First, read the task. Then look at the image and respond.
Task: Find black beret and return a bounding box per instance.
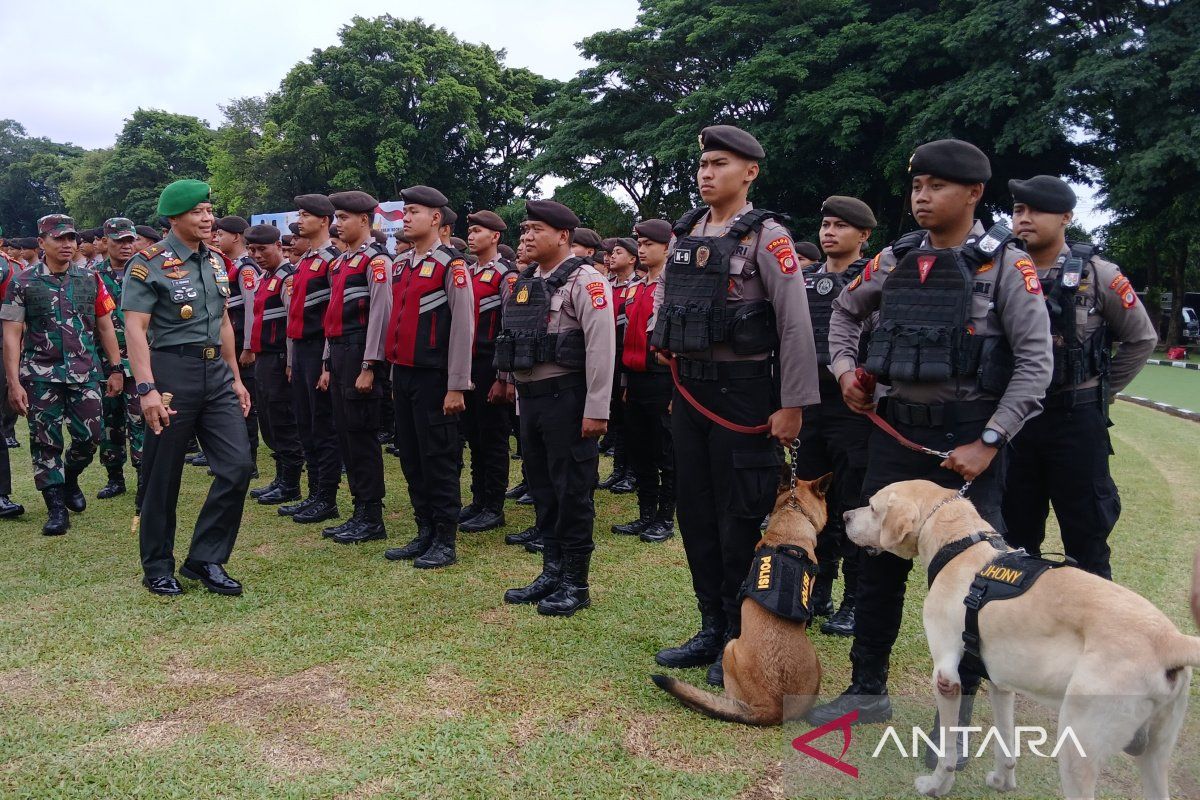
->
[17,237,38,249]
[699,124,765,160]
[467,210,507,232]
[372,230,389,246]
[294,194,335,218]
[1008,175,1077,214]
[281,234,295,246]
[634,219,672,244]
[795,241,822,261]
[611,238,638,257]
[497,244,516,260]
[328,224,340,239]
[820,196,877,229]
[214,216,250,234]
[525,200,580,231]
[909,139,991,184]
[450,236,467,250]
[288,222,301,235]
[572,227,602,248]
[245,224,281,245]
[135,225,162,242]
[440,206,458,227]
[399,185,449,209]
[79,231,96,244]
[329,190,378,214]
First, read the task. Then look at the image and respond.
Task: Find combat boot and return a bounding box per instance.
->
[292,492,339,524]
[250,474,281,499]
[322,503,363,539]
[334,500,386,544]
[597,460,626,490]
[504,525,540,546]
[806,651,893,726]
[537,551,591,616]
[810,563,837,617]
[706,619,739,687]
[0,494,24,518]
[96,465,126,499]
[41,486,70,536]
[654,603,726,668]
[384,520,435,560]
[63,466,86,513]
[611,499,655,536]
[640,499,676,543]
[256,464,301,505]
[504,541,561,604]
[821,589,856,637]
[413,522,456,568]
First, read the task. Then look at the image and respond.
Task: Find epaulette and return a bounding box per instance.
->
[138,243,165,260]
[129,263,150,282]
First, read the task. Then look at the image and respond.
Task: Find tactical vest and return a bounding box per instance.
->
[650,206,781,356]
[250,262,296,353]
[493,258,588,372]
[324,243,389,339]
[23,267,99,367]
[470,257,512,367]
[737,544,818,624]
[386,245,463,369]
[804,258,870,366]
[1042,242,1109,391]
[621,278,666,374]
[288,244,339,341]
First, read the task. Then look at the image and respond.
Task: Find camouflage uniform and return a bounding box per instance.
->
[96,255,144,469]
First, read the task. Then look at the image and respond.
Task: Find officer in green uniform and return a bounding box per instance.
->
[2,214,124,535]
[122,180,254,597]
[0,245,26,519]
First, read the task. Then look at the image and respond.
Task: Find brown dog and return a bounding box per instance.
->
[652,473,831,726]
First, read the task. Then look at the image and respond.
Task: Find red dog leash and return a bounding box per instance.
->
[854,368,952,459]
[667,356,771,435]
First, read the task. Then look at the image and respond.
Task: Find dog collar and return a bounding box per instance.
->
[926,531,1006,588]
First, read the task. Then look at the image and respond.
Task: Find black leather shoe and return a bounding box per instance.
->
[810,570,836,617]
[5,436,19,448]
[516,493,535,505]
[41,487,70,535]
[0,495,24,518]
[597,468,624,490]
[63,470,86,513]
[537,552,591,616]
[384,523,434,560]
[334,502,385,544]
[523,533,545,553]
[459,508,504,532]
[97,467,126,499]
[188,453,209,467]
[385,444,401,457]
[806,669,893,726]
[279,495,317,516]
[143,575,183,596]
[504,525,540,546]
[293,497,339,524]
[504,481,528,500]
[256,483,301,505]
[179,561,243,595]
[609,476,636,494]
[413,523,456,568]
[458,502,482,522]
[250,479,280,499]
[611,509,653,536]
[639,519,675,543]
[654,609,725,668]
[821,601,855,637]
[377,430,394,444]
[706,652,725,687]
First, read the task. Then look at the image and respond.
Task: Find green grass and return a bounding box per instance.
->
[1124,363,1200,411]
[0,401,1197,799]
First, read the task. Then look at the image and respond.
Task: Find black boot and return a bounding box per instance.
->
[278,490,318,516]
[458,502,482,522]
[96,466,126,499]
[504,525,540,546]
[459,506,505,532]
[256,464,301,505]
[41,486,70,536]
[612,500,655,536]
[640,499,676,543]
[504,541,561,604]
[811,563,837,618]
[250,476,281,499]
[504,481,528,500]
[322,503,363,539]
[597,462,626,490]
[413,521,457,568]
[537,551,591,616]
[706,620,738,687]
[63,466,86,513]
[523,531,545,553]
[384,521,435,560]
[0,494,24,518]
[821,594,856,637]
[806,652,893,726]
[334,500,386,544]
[655,603,726,668]
[292,492,339,524]
[609,473,637,494]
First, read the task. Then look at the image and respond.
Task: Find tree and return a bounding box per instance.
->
[0,120,84,235]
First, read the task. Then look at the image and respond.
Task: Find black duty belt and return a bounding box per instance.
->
[153,344,222,360]
[1043,386,1103,409]
[883,397,996,428]
[328,333,367,345]
[676,357,771,382]
[517,373,586,398]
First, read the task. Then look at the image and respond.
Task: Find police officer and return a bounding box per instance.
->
[2,214,123,535]
[134,225,161,252]
[457,209,515,534]
[439,206,458,246]
[319,190,392,544]
[214,215,262,477]
[498,200,615,616]
[95,218,146,500]
[278,195,342,524]
[794,241,821,268]
[796,196,878,638]
[380,186,475,566]
[0,245,25,518]
[243,225,305,506]
[651,125,820,686]
[1003,176,1156,579]
[603,236,640,495]
[809,140,1053,725]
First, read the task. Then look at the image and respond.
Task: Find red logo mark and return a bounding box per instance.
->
[917,256,935,284]
[792,710,858,778]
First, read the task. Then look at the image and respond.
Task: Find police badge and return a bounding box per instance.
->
[815,277,835,296]
[515,286,529,304]
[696,246,710,268]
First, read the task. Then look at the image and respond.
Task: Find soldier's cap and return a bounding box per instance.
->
[328,224,340,239]
[1009,175,1076,214]
[135,225,162,242]
[795,241,822,261]
[288,222,301,235]
[156,178,211,217]
[329,190,378,215]
[909,139,991,184]
[16,237,38,249]
[699,124,765,161]
[600,237,618,253]
[394,231,412,244]
[398,185,448,210]
[821,196,877,230]
[372,230,389,246]
[525,200,580,232]
[37,214,77,238]
[571,227,602,248]
[104,218,137,240]
[214,215,250,235]
[245,224,281,245]
[450,236,467,250]
[294,193,335,218]
[634,219,672,244]
[497,244,516,260]
[610,238,638,258]
[440,206,458,227]
[281,234,295,247]
[466,210,506,232]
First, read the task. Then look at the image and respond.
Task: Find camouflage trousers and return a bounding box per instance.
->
[99,374,144,469]
[24,380,102,491]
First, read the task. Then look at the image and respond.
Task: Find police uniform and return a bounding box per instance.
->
[217,216,262,475]
[601,238,640,494]
[1001,176,1157,579]
[0,250,25,518]
[498,200,616,616]
[810,141,1053,724]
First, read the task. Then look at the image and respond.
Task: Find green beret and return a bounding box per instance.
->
[245,224,281,245]
[909,139,991,184]
[329,190,378,214]
[157,179,211,217]
[699,124,765,160]
[795,241,822,261]
[634,219,672,244]
[467,210,506,232]
[820,196,877,229]
[572,227,603,248]
[526,200,580,232]
[399,185,449,209]
[1009,175,1076,214]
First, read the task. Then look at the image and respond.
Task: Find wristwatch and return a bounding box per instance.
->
[135,382,157,396]
[361,361,373,371]
[980,428,1006,448]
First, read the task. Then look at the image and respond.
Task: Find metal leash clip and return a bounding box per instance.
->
[957,480,973,498]
[786,438,802,508]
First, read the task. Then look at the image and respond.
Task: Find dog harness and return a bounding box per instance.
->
[738,544,818,623]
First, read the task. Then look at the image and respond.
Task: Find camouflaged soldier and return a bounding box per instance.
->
[0,246,25,519]
[2,214,124,535]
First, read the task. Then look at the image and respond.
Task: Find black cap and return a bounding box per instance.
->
[245,224,281,245]
[795,241,822,261]
[399,185,449,209]
[699,124,765,160]
[440,206,458,227]
[497,244,516,260]
[909,139,991,184]
[450,236,467,250]
[467,210,507,232]
[634,219,672,244]
[820,196,877,229]
[372,230,389,246]
[525,200,580,231]
[329,191,378,214]
[572,227,602,248]
[294,193,335,218]
[282,234,295,247]
[135,225,162,242]
[16,237,38,249]
[1008,175,1077,214]
[288,222,301,235]
[214,215,250,234]
[79,230,96,244]
[610,238,638,257]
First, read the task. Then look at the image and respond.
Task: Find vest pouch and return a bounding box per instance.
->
[680,305,711,352]
[553,329,586,369]
[493,332,515,371]
[727,301,778,355]
[916,327,954,383]
[863,323,894,380]
[888,327,921,383]
[511,333,537,371]
[976,336,1013,396]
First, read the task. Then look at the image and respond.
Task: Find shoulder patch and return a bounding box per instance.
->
[1013,257,1041,295]
[452,267,468,288]
[847,274,863,291]
[765,237,790,253]
[130,264,149,281]
[371,260,389,284]
[240,267,257,289]
[1108,273,1137,309]
[505,272,519,287]
[774,247,798,274]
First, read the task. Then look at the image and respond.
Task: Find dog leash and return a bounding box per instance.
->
[667,355,771,435]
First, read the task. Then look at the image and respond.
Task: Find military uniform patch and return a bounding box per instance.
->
[452,268,468,288]
[765,237,789,253]
[815,276,835,296]
[847,274,863,291]
[1014,258,1041,295]
[586,280,607,309]
[481,269,494,282]
[129,265,149,281]
[371,256,389,284]
[775,248,798,274]
[418,261,436,278]
[1109,274,1137,309]
[241,268,256,289]
[139,244,164,259]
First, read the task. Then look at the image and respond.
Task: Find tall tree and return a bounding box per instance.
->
[0,120,83,235]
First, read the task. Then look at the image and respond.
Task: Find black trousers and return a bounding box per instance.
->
[328,339,384,504]
[608,366,626,461]
[518,376,597,556]
[253,351,304,471]
[624,371,674,511]
[672,371,782,624]
[290,338,341,495]
[1002,401,1119,579]
[378,367,395,439]
[139,351,253,578]
[793,383,870,591]
[393,365,462,527]
[235,358,258,460]
[851,401,1006,667]
[461,363,510,512]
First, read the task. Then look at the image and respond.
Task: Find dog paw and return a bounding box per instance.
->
[985,769,1016,792]
[915,773,953,797]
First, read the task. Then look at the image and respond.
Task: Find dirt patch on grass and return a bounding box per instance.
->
[0,668,36,702]
[333,776,396,800]
[478,606,512,626]
[620,712,736,773]
[251,542,276,557]
[259,733,331,774]
[736,760,785,800]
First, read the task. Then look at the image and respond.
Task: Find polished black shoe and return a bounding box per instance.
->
[256,483,301,505]
[0,494,24,518]
[639,518,675,543]
[278,494,317,516]
[334,502,385,544]
[413,523,456,568]
[322,507,363,539]
[250,478,281,499]
[41,487,70,536]
[806,669,893,726]
[537,552,591,616]
[63,470,86,513]
[504,481,528,500]
[504,525,541,546]
[810,571,836,617]
[820,601,855,637]
[707,651,725,687]
[516,492,535,505]
[609,475,636,494]
[458,502,482,522]
[611,508,653,536]
[654,608,726,668]
[250,467,259,480]
[384,524,434,560]
[97,467,126,499]
[293,497,339,524]
[597,468,625,490]
[5,436,20,448]
[459,508,504,532]
[188,453,209,467]
[179,561,243,596]
[504,546,561,604]
[142,574,183,596]
[523,533,545,553]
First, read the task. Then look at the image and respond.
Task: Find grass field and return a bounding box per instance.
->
[0,401,1198,799]
[1125,362,1200,411]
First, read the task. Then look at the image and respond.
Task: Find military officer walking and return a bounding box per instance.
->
[122,180,254,596]
[1003,176,1157,578]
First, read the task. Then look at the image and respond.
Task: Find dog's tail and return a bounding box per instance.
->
[650,674,776,726]
[1162,634,1200,674]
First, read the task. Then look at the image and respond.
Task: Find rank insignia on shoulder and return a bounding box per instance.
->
[847,274,863,291]
[130,265,149,281]
[139,244,165,259]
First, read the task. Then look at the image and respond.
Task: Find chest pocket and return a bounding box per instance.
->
[169,279,199,304]
[25,284,54,320]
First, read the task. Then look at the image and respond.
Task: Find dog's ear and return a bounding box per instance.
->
[879,493,920,553]
[812,472,833,498]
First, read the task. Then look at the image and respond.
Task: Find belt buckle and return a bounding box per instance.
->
[203,346,217,360]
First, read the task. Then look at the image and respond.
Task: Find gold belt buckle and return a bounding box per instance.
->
[203,346,217,360]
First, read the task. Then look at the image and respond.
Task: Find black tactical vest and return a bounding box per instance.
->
[804,258,869,366]
[493,257,587,371]
[737,544,818,624]
[1042,242,1109,390]
[650,206,781,356]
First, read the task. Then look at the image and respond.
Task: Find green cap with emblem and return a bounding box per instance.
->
[156,179,211,217]
[37,214,77,238]
[103,217,137,240]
